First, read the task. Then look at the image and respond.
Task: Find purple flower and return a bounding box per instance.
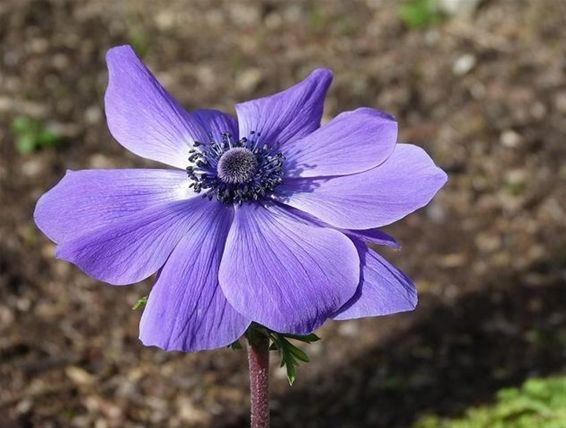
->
[34,45,447,352]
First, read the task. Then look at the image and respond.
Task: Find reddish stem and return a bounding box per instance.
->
[247,332,270,428]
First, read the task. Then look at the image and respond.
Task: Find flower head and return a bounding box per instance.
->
[34,45,447,352]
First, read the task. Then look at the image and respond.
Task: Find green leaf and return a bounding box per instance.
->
[228,340,243,350]
[37,130,60,147]
[288,344,310,363]
[16,135,36,154]
[11,116,64,154]
[282,333,321,343]
[415,376,566,428]
[285,360,297,385]
[399,0,442,30]
[132,296,148,310]
[268,332,318,385]
[243,324,321,386]
[12,116,34,133]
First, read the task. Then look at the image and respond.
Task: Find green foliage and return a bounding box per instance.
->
[416,376,566,428]
[126,14,152,59]
[399,0,443,29]
[268,331,320,386]
[243,324,320,385]
[228,340,243,350]
[132,295,148,310]
[128,27,151,58]
[11,116,64,154]
[306,0,326,35]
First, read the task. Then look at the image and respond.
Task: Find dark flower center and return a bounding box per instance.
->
[217,147,258,184]
[186,131,285,204]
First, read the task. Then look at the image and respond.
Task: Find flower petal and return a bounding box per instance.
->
[56,197,219,286]
[333,241,417,320]
[235,69,332,146]
[139,203,249,352]
[219,203,359,334]
[105,45,210,168]
[191,108,239,143]
[266,203,400,249]
[34,169,192,244]
[284,108,398,178]
[346,228,400,249]
[276,144,447,229]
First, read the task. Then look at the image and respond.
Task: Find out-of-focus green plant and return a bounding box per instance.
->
[126,14,152,58]
[306,0,326,35]
[11,116,64,154]
[399,0,443,29]
[128,26,151,58]
[132,295,148,310]
[416,376,566,428]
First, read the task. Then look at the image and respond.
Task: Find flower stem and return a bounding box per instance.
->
[247,330,270,428]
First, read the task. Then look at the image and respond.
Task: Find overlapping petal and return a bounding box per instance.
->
[34,169,192,244]
[56,197,219,286]
[219,203,359,334]
[139,202,249,352]
[345,228,400,249]
[266,203,400,249]
[276,144,448,230]
[105,45,234,169]
[191,109,239,144]
[284,108,398,178]
[235,69,332,146]
[333,241,417,320]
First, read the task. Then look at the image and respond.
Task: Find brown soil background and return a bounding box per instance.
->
[1,0,565,427]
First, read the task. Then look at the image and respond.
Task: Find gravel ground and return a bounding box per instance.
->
[1,0,565,427]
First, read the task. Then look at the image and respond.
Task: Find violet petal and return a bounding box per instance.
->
[219,203,359,334]
[276,144,448,229]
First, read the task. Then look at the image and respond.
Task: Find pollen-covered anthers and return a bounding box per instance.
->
[186,131,285,204]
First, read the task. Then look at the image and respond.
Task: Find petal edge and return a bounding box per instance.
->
[219,203,359,334]
[235,68,333,146]
[333,241,417,320]
[140,204,250,352]
[284,108,398,178]
[276,144,448,229]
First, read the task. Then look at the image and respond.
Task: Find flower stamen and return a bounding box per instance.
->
[186,131,285,204]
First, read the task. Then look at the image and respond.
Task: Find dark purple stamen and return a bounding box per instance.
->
[186,131,285,204]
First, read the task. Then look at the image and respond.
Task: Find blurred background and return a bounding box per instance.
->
[1,0,565,427]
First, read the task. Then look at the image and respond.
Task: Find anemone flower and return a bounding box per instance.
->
[34,45,447,354]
